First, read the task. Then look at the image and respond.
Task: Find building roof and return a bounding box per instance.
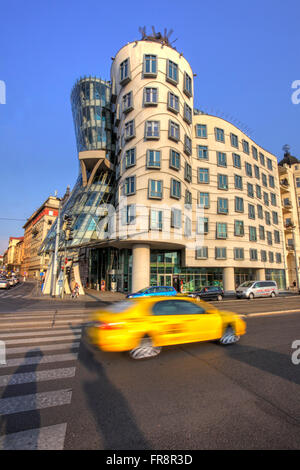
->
[278,150,300,167]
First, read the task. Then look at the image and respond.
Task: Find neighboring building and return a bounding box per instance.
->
[6,237,24,272]
[278,146,300,288]
[22,196,60,278]
[0,255,4,270]
[40,30,287,293]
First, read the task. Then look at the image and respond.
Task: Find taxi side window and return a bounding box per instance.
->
[152,300,206,316]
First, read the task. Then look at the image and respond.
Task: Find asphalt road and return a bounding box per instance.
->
[0,288,300,449]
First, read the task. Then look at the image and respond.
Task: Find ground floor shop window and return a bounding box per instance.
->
[265,269,286,289]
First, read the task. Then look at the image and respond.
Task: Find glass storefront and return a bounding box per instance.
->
[234,268,256,288]
[265,269,286,289]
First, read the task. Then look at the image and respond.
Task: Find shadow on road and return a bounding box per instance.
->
[68,324,150,450]
[0,349,43,450]
[224,343,299,385]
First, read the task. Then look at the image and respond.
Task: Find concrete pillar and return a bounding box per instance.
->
[256,268,265,281]
[132,244,150,293]
[223,267,235,293]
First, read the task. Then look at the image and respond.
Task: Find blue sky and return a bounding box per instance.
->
[0,0,300,253]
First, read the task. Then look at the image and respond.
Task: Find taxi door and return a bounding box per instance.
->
[149,299,195,346]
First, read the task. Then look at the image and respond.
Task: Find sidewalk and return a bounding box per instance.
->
[29,284,126,303]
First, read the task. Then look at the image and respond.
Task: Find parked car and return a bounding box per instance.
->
[126,286,177,298]
[236,280,278,299]
[0,279,10,290]
[86,296,246,359]
[7,278,16,287]
[189,286,224,302]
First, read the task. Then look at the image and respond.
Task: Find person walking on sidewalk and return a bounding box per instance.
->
[71,282,80,299]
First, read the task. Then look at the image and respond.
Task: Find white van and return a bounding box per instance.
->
[236,280,278,299]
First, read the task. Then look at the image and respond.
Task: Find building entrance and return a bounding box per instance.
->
[158,274,172,286]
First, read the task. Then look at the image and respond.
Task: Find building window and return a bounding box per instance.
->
[271,193,277,206]
[232,153,241,168]
[196,124,207,138]
[267,158,273,171]
[124,176,135,195]
[274,230,280,243]
[261,250,267,262]
[252,146,258,160]
[184,72,192,97]
[268,251,274,263]
[265,211,271,225]
[143,54,157,77]
[150,209,163,231]
[234,174,243,190]
[247,183,254,198]
[256,184,262,199]
[272,211,278,225]
[169,149,181,170]
[198,145,208,160]
[276,253,282,263]
[257,204,263,219]
[269,175,275,188]
[170,178,181,199]
[198,192,209,208]
[145,120,160,139]
[267,231,272,245]
[250,249,258,261]
[184,134,192,155]
[217,198,228,214]
[296,177,300,188]
[234,220,244,236]
[235,196,244,213]
[120,58,130,85]
[198,168,209,184]
[259,225,265,240]
[185,189,192,205]
[248,204,255,219]
[185,216,192,237]
[242,140,249,154]
[245,162,252,177]
[197,217,209,234]
[122,91,133,113]
[184,163,192,182]
[124,120,135,140]
[249,226,257,241]
[168,92,179,113]
[260,153,265,166]
[146,150,161,169]
[148,179,163,199]
[218,174,228,190]
[196,247,208,259]
[122,204,136,225]
[215,127,225,142]
[144,87,158,106]
[125,148,136,168]
[230,133,239,148]
[263,192,269,206]
[168,120,180,142]
[171,208,181,228]
[215,247,227,260]
[216,222,227,239]
[184,103,192,124]
[254,165,260,179]
[166,60,178,84]
[217,152,227,167]
[234,248,244,260]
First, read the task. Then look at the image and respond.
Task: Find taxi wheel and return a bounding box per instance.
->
[129,336,161,360]
[219,326,240,345]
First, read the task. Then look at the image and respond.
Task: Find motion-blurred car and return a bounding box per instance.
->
[86,296,246,360]
[126,286,177,298]
[189,286,224,302]
[0,279,10,290]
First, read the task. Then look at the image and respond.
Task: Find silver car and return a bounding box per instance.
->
[0,279,10,290]
[236,280,278,299]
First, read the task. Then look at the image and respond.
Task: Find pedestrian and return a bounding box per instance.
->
[71,282,79,299]
[293,280,297,288]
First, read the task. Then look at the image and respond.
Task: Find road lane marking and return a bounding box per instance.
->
[1,335,81,345]
[0,328,82,338]
[5,342,80,355]
[247,309,300,317]
[0,389,72,415]
[0,353,78,368]
[0,423,67,450]
[0,367,76,387]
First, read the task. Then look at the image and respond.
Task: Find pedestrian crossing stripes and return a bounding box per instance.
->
[0,319,82,450]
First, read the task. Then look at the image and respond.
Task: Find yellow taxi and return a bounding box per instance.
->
[86,296,246,359]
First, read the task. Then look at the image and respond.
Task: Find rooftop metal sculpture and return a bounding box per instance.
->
[138,26,177,47]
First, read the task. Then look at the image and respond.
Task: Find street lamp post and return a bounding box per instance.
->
[51,199,61,297]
